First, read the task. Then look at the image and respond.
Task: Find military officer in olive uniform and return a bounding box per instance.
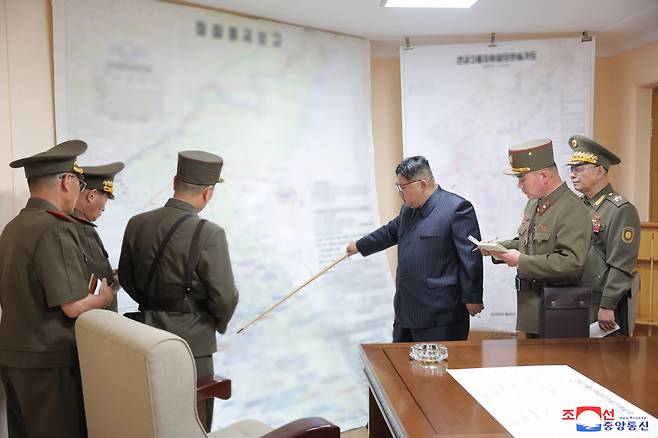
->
[0,140,115,438]
[567,135,640,335]
[72,162,125,311]
[485,139,592,337]
[118,150,238,431]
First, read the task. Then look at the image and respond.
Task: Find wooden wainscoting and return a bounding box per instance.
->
[637,223,658,324]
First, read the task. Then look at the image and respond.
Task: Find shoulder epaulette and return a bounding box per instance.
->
[46,210,78,224]
[606,192,630,208]
[71,214,97,227]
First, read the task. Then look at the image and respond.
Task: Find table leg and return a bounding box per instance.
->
[369,388,393,438]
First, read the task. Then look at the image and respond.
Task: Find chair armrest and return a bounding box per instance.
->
[197,374,231,401]
[261,417,339,438]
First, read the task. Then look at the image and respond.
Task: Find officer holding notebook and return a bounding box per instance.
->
[118,150,238,430]
[487,139,591,338]
[567,135,640,335]
[0,140,115,438]
[72,162,125,311]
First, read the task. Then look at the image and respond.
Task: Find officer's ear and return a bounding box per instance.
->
[202,184,214,202]
[538,169,551,183]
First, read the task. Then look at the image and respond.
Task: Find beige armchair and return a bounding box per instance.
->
[75,309,339,438]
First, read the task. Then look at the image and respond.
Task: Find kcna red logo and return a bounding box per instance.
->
[562,406,650,433]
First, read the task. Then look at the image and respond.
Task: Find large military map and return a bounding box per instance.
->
[401,39,595,332]
[53,0,394,430]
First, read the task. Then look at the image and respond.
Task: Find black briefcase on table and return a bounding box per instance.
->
[540,286,592,338]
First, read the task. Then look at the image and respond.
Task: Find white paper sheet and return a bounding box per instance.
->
[448,365,657,437]
[590,321,621,338]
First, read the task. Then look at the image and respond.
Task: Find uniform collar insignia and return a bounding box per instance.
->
[537,199,552,215]
[71,211,97,227]
[537,183,567,216]
[46,210,78,223]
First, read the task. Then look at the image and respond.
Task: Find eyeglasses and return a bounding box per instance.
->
[394,179,423,193]
[568,164,598,175]
[60,173,87,191]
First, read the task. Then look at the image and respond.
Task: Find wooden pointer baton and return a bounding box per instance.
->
[236,253,349,334]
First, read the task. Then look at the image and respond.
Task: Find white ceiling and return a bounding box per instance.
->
[187,0,658,57]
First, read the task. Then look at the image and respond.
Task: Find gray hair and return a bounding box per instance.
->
[27,173,62,191]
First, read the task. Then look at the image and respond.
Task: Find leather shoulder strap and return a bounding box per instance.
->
[143,214,193,305]
[592,233,607,261]
[184,219,207,298]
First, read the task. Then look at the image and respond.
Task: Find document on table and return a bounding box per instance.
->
[447,365,657,437]
[589,321,620,338]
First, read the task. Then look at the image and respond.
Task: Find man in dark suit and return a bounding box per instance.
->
[346,156,483,342]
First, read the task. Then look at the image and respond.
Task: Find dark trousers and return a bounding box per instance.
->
[0,364,87,438]
[615,297,630,336]
[195,355,214,431]
[393,308,470,342]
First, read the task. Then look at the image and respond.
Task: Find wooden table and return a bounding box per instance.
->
[361,337,658,437]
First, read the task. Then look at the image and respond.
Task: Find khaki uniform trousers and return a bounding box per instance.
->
[0,364,87,438]
[195,355,214,431]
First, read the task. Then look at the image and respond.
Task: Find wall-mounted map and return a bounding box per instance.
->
[53,0,394,430]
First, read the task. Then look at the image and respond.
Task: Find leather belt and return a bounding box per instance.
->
[515,276,579,293]
[141,298,207,313]
[515,276,544,292]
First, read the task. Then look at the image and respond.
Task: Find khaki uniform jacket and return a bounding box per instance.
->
[501,183,591,334]
[118,198,238,357]
[0,198,87,368]
[581,184,640,319]
[72,209,117,311]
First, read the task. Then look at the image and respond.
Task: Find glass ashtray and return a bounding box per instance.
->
[409,343,448,364]
[410,360,448,377]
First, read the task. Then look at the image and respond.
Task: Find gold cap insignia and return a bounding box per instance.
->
[621,227,634,244]
[73,160,84,174]
[102,180,114,194]
[569,151,598,165]
[570,138,578,149]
